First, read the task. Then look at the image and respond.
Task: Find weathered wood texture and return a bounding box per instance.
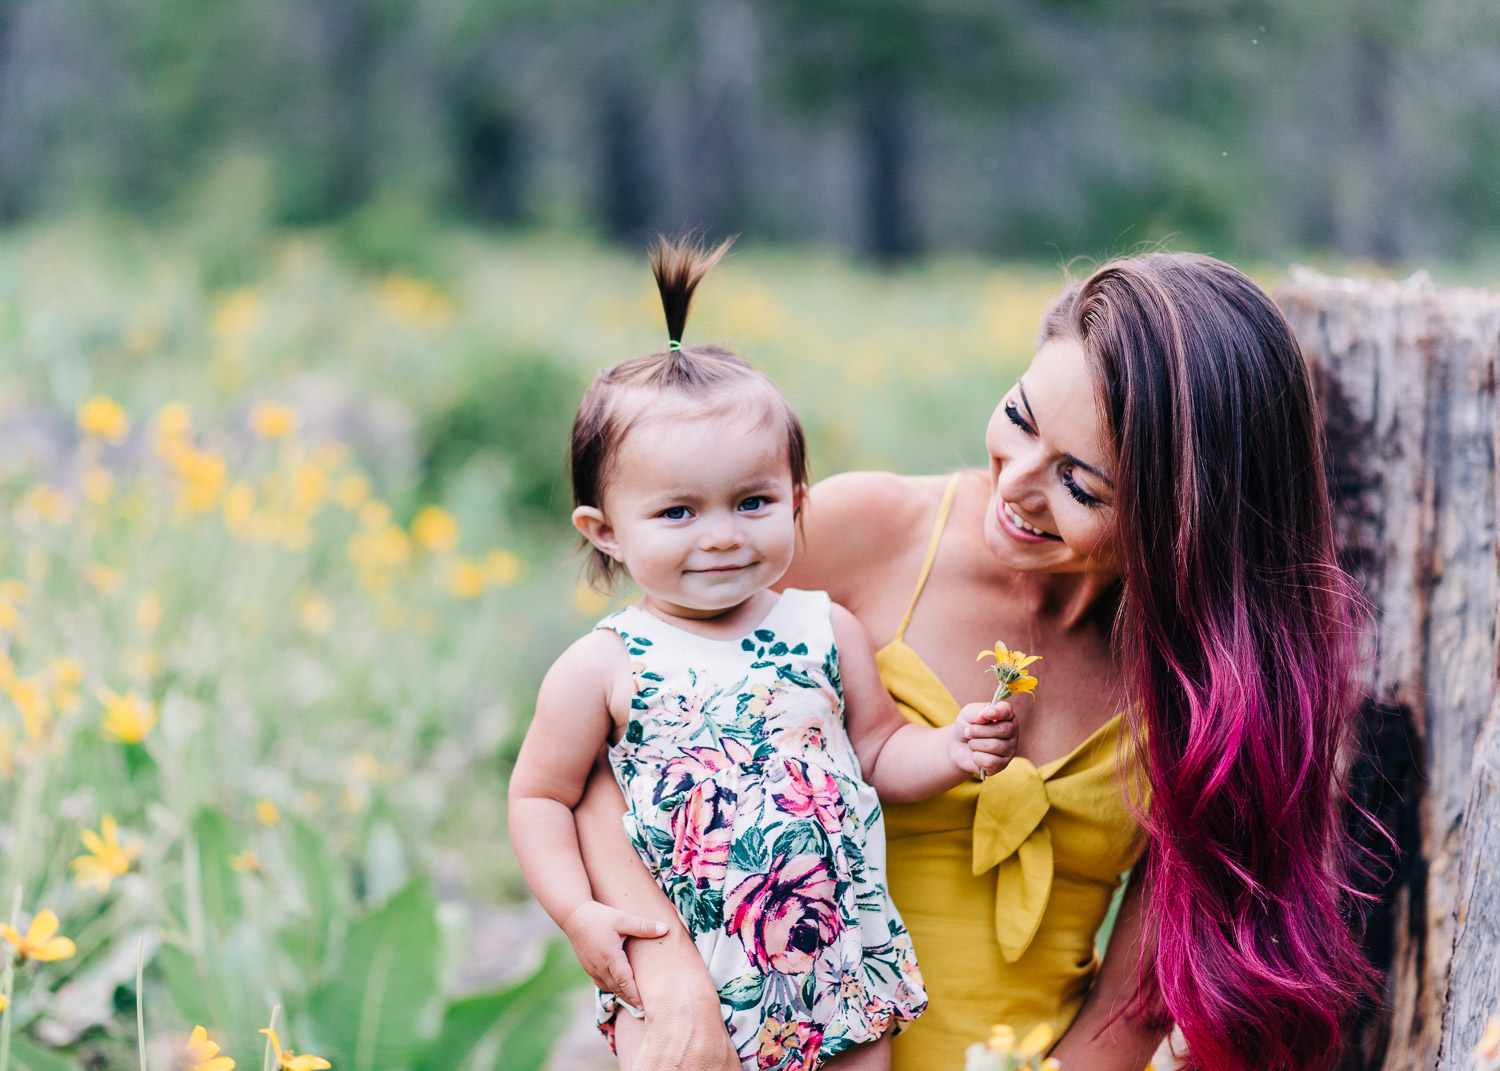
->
[1277,272,1500,1071]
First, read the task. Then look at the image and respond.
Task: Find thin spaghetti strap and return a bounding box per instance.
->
[892,472,963,643]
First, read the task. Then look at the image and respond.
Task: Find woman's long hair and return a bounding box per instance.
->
[1043,253,1372,1071]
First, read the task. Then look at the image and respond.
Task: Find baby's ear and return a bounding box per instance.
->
[572,506,622,561]
[792,482,810,518]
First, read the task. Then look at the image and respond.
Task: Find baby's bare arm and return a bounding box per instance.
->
[508,632,667,1006]
[833,604,1016,801]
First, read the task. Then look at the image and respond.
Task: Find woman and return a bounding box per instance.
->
[575,252,1371,1071]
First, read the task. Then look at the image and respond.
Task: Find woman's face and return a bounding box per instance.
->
[983,337,1119,575]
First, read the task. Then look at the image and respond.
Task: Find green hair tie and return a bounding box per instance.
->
[668,339,682,352]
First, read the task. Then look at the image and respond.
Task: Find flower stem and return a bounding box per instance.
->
[135,939,146,1071]
[0,887,21,1071]
[263,1004,280,1071]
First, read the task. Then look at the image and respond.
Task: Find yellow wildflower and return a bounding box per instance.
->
[358,499,391,530]
[337,473,371,509]
[255,798,280,826]
[228,850,261,873]
[0,600,20,633]
[1017,1023,1054,1060]
[223,482,255,534]
[70,815,140,893]
[411,506,460,552]
[211,289,261,342]
[0,993,7,1011]
[1042,1060,1062,1071]
[572,584,611,617]
[250,402,300,440]
[295,591,334,635]
[183,1025,235,1071]
[7,678,50,742]
[986,1025,1015,1055]
[154,402,192,443]
[137,591,162,635]
[0,909,76,962]
[483,548,522,586]
[290,463,329,518]
[50,656,84,688]
[85,562,122,596]
[447,557,485,599]
[82,465,113,504]
[16,485,71,525]
[978,641,1041,699]
[0,579,28,605]
[378,274,453,328]
[259,1028,330,1071]
[99,687,158,743]
[77,396,130,443]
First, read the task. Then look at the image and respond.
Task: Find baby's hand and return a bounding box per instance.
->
[561,900,669,1011]
[949,701,1017,778]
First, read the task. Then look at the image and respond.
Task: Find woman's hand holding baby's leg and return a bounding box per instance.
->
[951,700,1018,778]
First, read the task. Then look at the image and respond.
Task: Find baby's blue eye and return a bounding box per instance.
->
[739,496,769,512]
[660,506,690,520]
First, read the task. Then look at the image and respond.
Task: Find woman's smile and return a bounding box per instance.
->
[998,497,1061,541]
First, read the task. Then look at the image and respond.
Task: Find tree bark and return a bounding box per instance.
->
[1276,272,1500,1071]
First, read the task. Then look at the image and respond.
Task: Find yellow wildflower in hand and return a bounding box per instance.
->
[0,909,77,963]
[259,1028,331,1071]
[77,396,130,443]
[411,506,460,552]
[978,641,1041,701]
[250,402,300,440]
[184,1025,235,1071]
[71,815,141,893]
[99,687,158,743]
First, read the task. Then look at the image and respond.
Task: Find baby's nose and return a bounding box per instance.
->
[699,520,745,549]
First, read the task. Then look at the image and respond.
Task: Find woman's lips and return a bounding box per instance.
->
[998,497,1061,542]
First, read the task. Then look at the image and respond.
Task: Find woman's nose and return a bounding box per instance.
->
[995,444,1049,509]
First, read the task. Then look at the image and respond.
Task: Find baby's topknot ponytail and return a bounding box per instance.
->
[649,234,734,351]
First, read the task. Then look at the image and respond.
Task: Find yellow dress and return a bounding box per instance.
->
[878,475,1144,1071]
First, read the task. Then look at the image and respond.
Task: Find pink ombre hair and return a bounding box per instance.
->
[1044,254,1373,1071]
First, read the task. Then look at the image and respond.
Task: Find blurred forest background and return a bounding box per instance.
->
[2,0,1499,266]
[0,2,1497,1069]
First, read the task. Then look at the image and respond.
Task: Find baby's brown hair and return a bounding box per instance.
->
[569,235,809,589]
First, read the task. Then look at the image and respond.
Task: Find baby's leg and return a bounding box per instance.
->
[614,1011,646,1071]
[821,1032,891,1071]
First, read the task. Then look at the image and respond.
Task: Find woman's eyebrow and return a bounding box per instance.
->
[1017,381,1115,489]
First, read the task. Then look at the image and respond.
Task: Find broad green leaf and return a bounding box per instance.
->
[412,939,584,1071]
[7,1036,80,1071]
[308,878,440,1071]
[192,808,242,937]
[280,816,345,975]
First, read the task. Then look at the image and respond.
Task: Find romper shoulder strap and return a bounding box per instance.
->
[892,472,962,643]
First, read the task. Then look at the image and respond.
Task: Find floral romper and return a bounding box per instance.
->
[596,589,928,1071]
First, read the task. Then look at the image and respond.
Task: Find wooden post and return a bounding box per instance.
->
[1276,272,1500,1071]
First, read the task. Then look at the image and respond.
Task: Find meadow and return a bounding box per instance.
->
[0,214,1088,1071]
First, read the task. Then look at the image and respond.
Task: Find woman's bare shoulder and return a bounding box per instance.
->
[785,471,966,592]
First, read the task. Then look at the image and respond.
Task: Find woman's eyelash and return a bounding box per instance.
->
[1003,401,1033,434]
[1062,470,1103,509]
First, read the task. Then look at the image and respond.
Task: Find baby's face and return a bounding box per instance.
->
[585,408,799,620]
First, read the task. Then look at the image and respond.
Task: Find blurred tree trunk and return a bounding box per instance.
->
[858,74,916,265]
[683,0,757,237]
[320,0,376,212]
[596,74,652,244]
[1277,273,1500,1071]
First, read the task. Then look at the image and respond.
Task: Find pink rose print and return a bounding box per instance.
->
[771,759,845,833]
[671,778,733,886]
[755,1016,823,1071]
[654,739,752,804]
[726,853,842,975]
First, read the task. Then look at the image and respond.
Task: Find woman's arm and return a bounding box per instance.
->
[574,759,741,1070]
[1047,872,1164,1071]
